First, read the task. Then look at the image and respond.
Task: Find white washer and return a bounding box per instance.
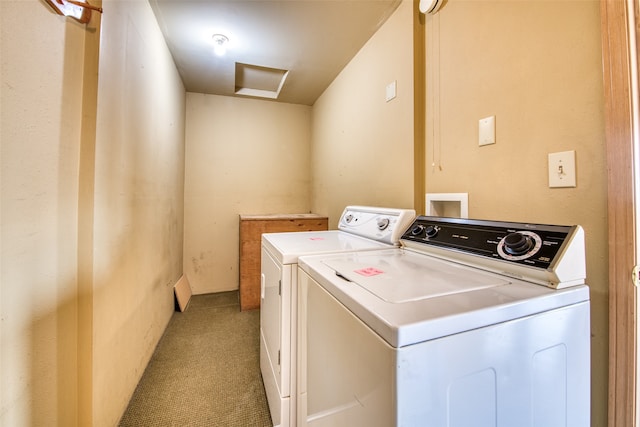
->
[297,216,591,427]
[260,206,415,427]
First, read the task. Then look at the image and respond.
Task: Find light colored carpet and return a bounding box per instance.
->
[119,291,272,426]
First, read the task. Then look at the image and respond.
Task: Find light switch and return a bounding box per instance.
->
[548,151,576,188]
[479,116,496,146]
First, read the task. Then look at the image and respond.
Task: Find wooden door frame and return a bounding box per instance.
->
[601,0,638,426]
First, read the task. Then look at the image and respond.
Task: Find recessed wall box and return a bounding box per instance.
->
[426,193,469,218]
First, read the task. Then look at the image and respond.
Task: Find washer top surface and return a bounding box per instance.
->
[262,230,391,265]
[298,248,589,348]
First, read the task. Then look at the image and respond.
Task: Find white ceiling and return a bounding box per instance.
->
[149,0,401,106]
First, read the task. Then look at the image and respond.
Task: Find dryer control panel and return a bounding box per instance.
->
[400,216,586,289]
[338,206,415,245]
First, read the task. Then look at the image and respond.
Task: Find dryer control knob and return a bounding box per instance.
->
[377,218,390,230]
[425,225,439,238]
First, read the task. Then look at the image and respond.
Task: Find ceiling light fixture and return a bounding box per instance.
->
[212,34,229,56]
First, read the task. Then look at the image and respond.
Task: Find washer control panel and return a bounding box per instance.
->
[400,216,586,288]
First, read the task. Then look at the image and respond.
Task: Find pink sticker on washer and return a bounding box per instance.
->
[309,237,325,241]
[355,267,384,277]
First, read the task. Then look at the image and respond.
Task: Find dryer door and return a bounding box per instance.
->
[260,246,291,420]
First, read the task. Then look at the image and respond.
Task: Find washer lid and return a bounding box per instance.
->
[299,249,590,348]
[324,257,509,303]
[262,230,391,264]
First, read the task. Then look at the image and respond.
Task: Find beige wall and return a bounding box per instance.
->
[424,1,607,425]
[91,0,185,424]
[184,94,312,294]
[1,2,86,425]
[311,0,415,225]
[1,0,185,425]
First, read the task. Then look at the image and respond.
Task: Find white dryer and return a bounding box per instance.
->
[297,216,590,427]
[260,206,415,427]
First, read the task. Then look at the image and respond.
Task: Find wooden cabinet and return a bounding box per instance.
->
[239,214,328,311]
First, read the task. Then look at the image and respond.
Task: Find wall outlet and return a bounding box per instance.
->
[548,150,576,188]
